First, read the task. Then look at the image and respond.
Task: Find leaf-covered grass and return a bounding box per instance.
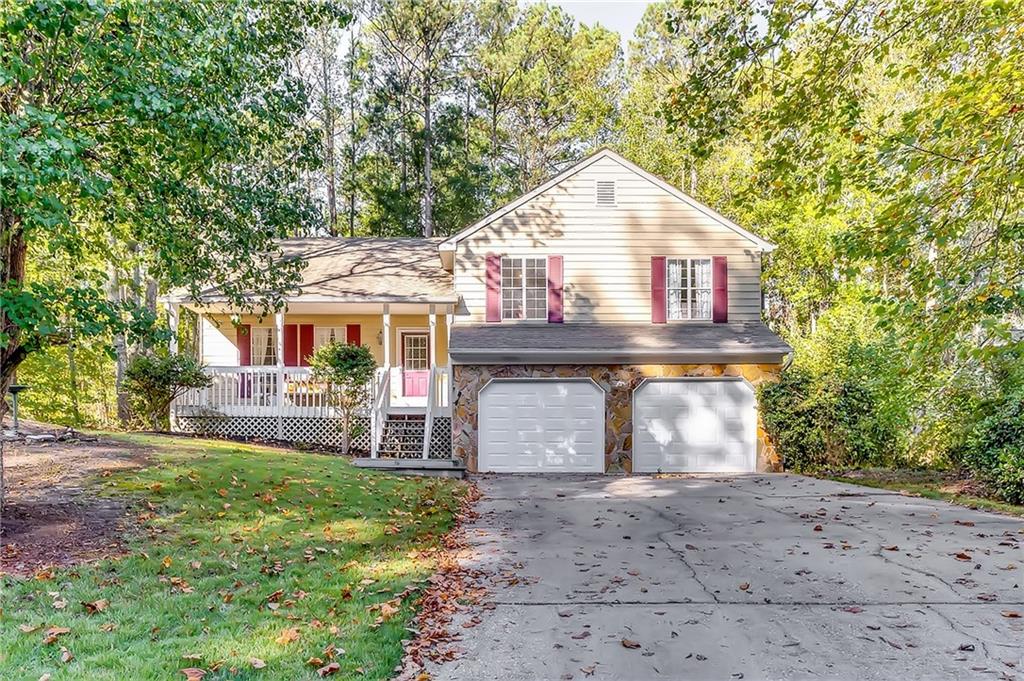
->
[1,433,467,680]
[823,468,1024,518]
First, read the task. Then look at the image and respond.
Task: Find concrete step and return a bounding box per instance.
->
[353,456,465,479]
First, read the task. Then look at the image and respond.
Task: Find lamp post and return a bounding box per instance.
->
[7,385,29,433]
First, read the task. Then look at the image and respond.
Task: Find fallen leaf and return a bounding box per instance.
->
[1001,610,1021,618]
[954,552,972,561]
[813,524,823,532]
[275,627,301,645]
[180,669,206,681]
[571,631,591,640]
[621,638,641,649]
[251,658,267,669]
[842,606,863,614]
[42,627,71,644]
[580,666,596,677]
[317,662,341,677]
[954,520,975,527]
[882,545,898,551]
[82,599,109,614]
[19,623,40,634]
[738,582,750,591]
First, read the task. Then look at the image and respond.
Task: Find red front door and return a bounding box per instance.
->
[401,332,430,397]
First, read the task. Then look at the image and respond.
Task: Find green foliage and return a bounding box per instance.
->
[955,360,1024,503]
[761,366,903,472]
[124,353,211,430]
[1,0,343,400]
[16,339,117,428]
[308,342,377,453]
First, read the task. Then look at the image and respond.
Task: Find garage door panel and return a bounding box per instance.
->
[479,380,605,473]
[633,379,756,473]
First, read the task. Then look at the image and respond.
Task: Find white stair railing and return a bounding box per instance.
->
[370,366,391,458]
[421,367,437,459]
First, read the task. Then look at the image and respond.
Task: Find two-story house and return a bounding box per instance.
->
[168,149,792,474]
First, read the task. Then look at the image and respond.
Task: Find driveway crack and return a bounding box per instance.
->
[633,498,721,603]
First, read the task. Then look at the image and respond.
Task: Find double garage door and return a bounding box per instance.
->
[478,378,756,473]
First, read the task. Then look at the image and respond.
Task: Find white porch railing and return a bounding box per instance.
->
[173,364,452,456]
[173,366,370,419]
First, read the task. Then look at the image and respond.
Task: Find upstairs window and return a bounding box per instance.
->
[501,256,547,320]
[667,258,712,320]
[596,180,616,206]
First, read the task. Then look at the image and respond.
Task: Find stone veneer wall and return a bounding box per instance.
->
[452,363,783,473]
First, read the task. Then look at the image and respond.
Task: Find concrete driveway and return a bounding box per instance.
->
[429,474,1023,681]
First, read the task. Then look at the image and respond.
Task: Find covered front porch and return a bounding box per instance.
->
[169,300,454,459]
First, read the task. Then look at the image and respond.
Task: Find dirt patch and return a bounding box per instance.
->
[1,419,152,576]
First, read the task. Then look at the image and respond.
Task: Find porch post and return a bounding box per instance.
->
[275,310,285,440]
[167,303,180,355]
[445,308,453,366]
[382,304,391,367]
[428,304,437,370]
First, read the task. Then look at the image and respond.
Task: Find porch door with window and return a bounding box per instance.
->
[401,332,430,397]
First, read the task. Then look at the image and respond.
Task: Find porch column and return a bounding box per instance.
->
[382,304,391,367]
[167,303,180,355]
[428,304,437,369]
[275,310,285,440]
[445,308,453,367]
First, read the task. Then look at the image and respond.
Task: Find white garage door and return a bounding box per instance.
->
[633,379,756,473]
[478,379,605,473]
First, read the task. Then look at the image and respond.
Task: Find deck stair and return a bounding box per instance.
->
[378,413,427,458]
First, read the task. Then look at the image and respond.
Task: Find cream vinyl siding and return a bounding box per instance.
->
[454,155,763,323]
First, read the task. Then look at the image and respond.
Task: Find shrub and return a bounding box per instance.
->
[308,342,377,454]
[760,365,904,472]
[958,388,1024,503]
[125,353,211,430]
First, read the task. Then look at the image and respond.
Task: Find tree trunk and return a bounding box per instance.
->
[322,41,338,236]
[422,85,434,238]
[67,340,81,426]
[347,23,358,238]
[108,261,131,424]
[0,211,28,422]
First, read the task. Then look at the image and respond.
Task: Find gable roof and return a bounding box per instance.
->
[438,148,775,252]
[166,237,457,304]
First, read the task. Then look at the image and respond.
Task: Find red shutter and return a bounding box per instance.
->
[283,324,298,367]
[346,324,361,346]
[236,324,252,365]
[485,253,501,322]
[547,255,564,323]
[712,256,729,323]
[299,324,314,365]
[650,256,667,324]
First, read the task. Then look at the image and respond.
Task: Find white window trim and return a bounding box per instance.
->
[250,326,278,366]
[314,326,346,349]
[666,257,713,321]
[500,256,548,322]
[397,327,431,370]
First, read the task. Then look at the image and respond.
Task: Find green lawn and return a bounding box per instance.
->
[1,434,468,680]
[824,468,1024,518]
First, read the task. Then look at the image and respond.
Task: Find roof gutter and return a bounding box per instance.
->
[449,348,792,365]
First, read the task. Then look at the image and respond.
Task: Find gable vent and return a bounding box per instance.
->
[596,180,616,206]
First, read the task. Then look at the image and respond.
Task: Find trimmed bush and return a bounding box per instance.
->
[959,388,1024,503]
[125,353,211,430]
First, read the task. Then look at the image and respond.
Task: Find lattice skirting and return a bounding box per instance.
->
[173,415,454,459]
[175,415,372,453]
[429,417,452,459]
